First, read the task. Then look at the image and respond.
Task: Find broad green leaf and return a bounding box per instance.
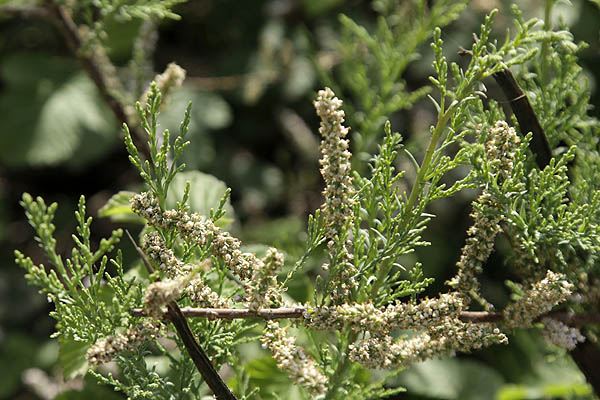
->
[395,357,505,400]
[166,170,235,227]
[479,331,588,387]
[58,337,89,379]
[0,53,117,167]
[496,382,592,400]
[98,191,145,224]
[244,355,303,400]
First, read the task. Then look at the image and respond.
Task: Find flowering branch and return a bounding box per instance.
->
[131,305,600,327]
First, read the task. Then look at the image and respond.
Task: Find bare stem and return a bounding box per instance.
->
[133,307,307,320]
[44,3,133,126]
[0,6,51,18]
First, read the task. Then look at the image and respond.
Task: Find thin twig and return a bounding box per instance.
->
[126,230,237,400]
[42,2,152,156]
[0,6,51,19]
[132,305,600,327]
[44,3,132,126]
[126,230,154,274]
[459,310,600,326]
[133,306,307,320]
[187,75,246,91]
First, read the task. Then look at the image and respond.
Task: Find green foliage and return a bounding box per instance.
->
[351,122,433,306]
[124,82,191,209]
[14,194,135,380]
[62,0,187,48]
[325,0,468,159]
[69,0,187,21]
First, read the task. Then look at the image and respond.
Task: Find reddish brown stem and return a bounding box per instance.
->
[0,6,51,19]
[45,3,130,124]
[133,306,307,320]
[132,306,600,327]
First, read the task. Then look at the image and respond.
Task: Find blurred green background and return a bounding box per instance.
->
[0,0,599,399]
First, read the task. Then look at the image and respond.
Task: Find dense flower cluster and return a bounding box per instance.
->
[132,193,287,310]
[131,191,256,281]
[485,120,520,183]
[348,318,507,369]
[143,275,186,318]
[143,230,193,278]
[246,248,284,311]
[503,270,573,328]
[314,87,357,302]
[140,62,186,107]
[446,192,501,305]
[143,231,228,308]
[86,321,160,365]
[541,317,585,350]
[314,87,355,236]
[447,121,521,305]
[261,321,327,396]
[305,293,462,334]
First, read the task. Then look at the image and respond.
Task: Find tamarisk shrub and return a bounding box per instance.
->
[14,1,600,399]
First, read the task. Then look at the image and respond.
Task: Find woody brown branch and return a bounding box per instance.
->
[126,231,237,400]
[7,2,148,150]
[492,68,553,169]
[44,3,133,127]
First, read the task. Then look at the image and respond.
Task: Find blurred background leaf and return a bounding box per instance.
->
[0,53,118,168]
